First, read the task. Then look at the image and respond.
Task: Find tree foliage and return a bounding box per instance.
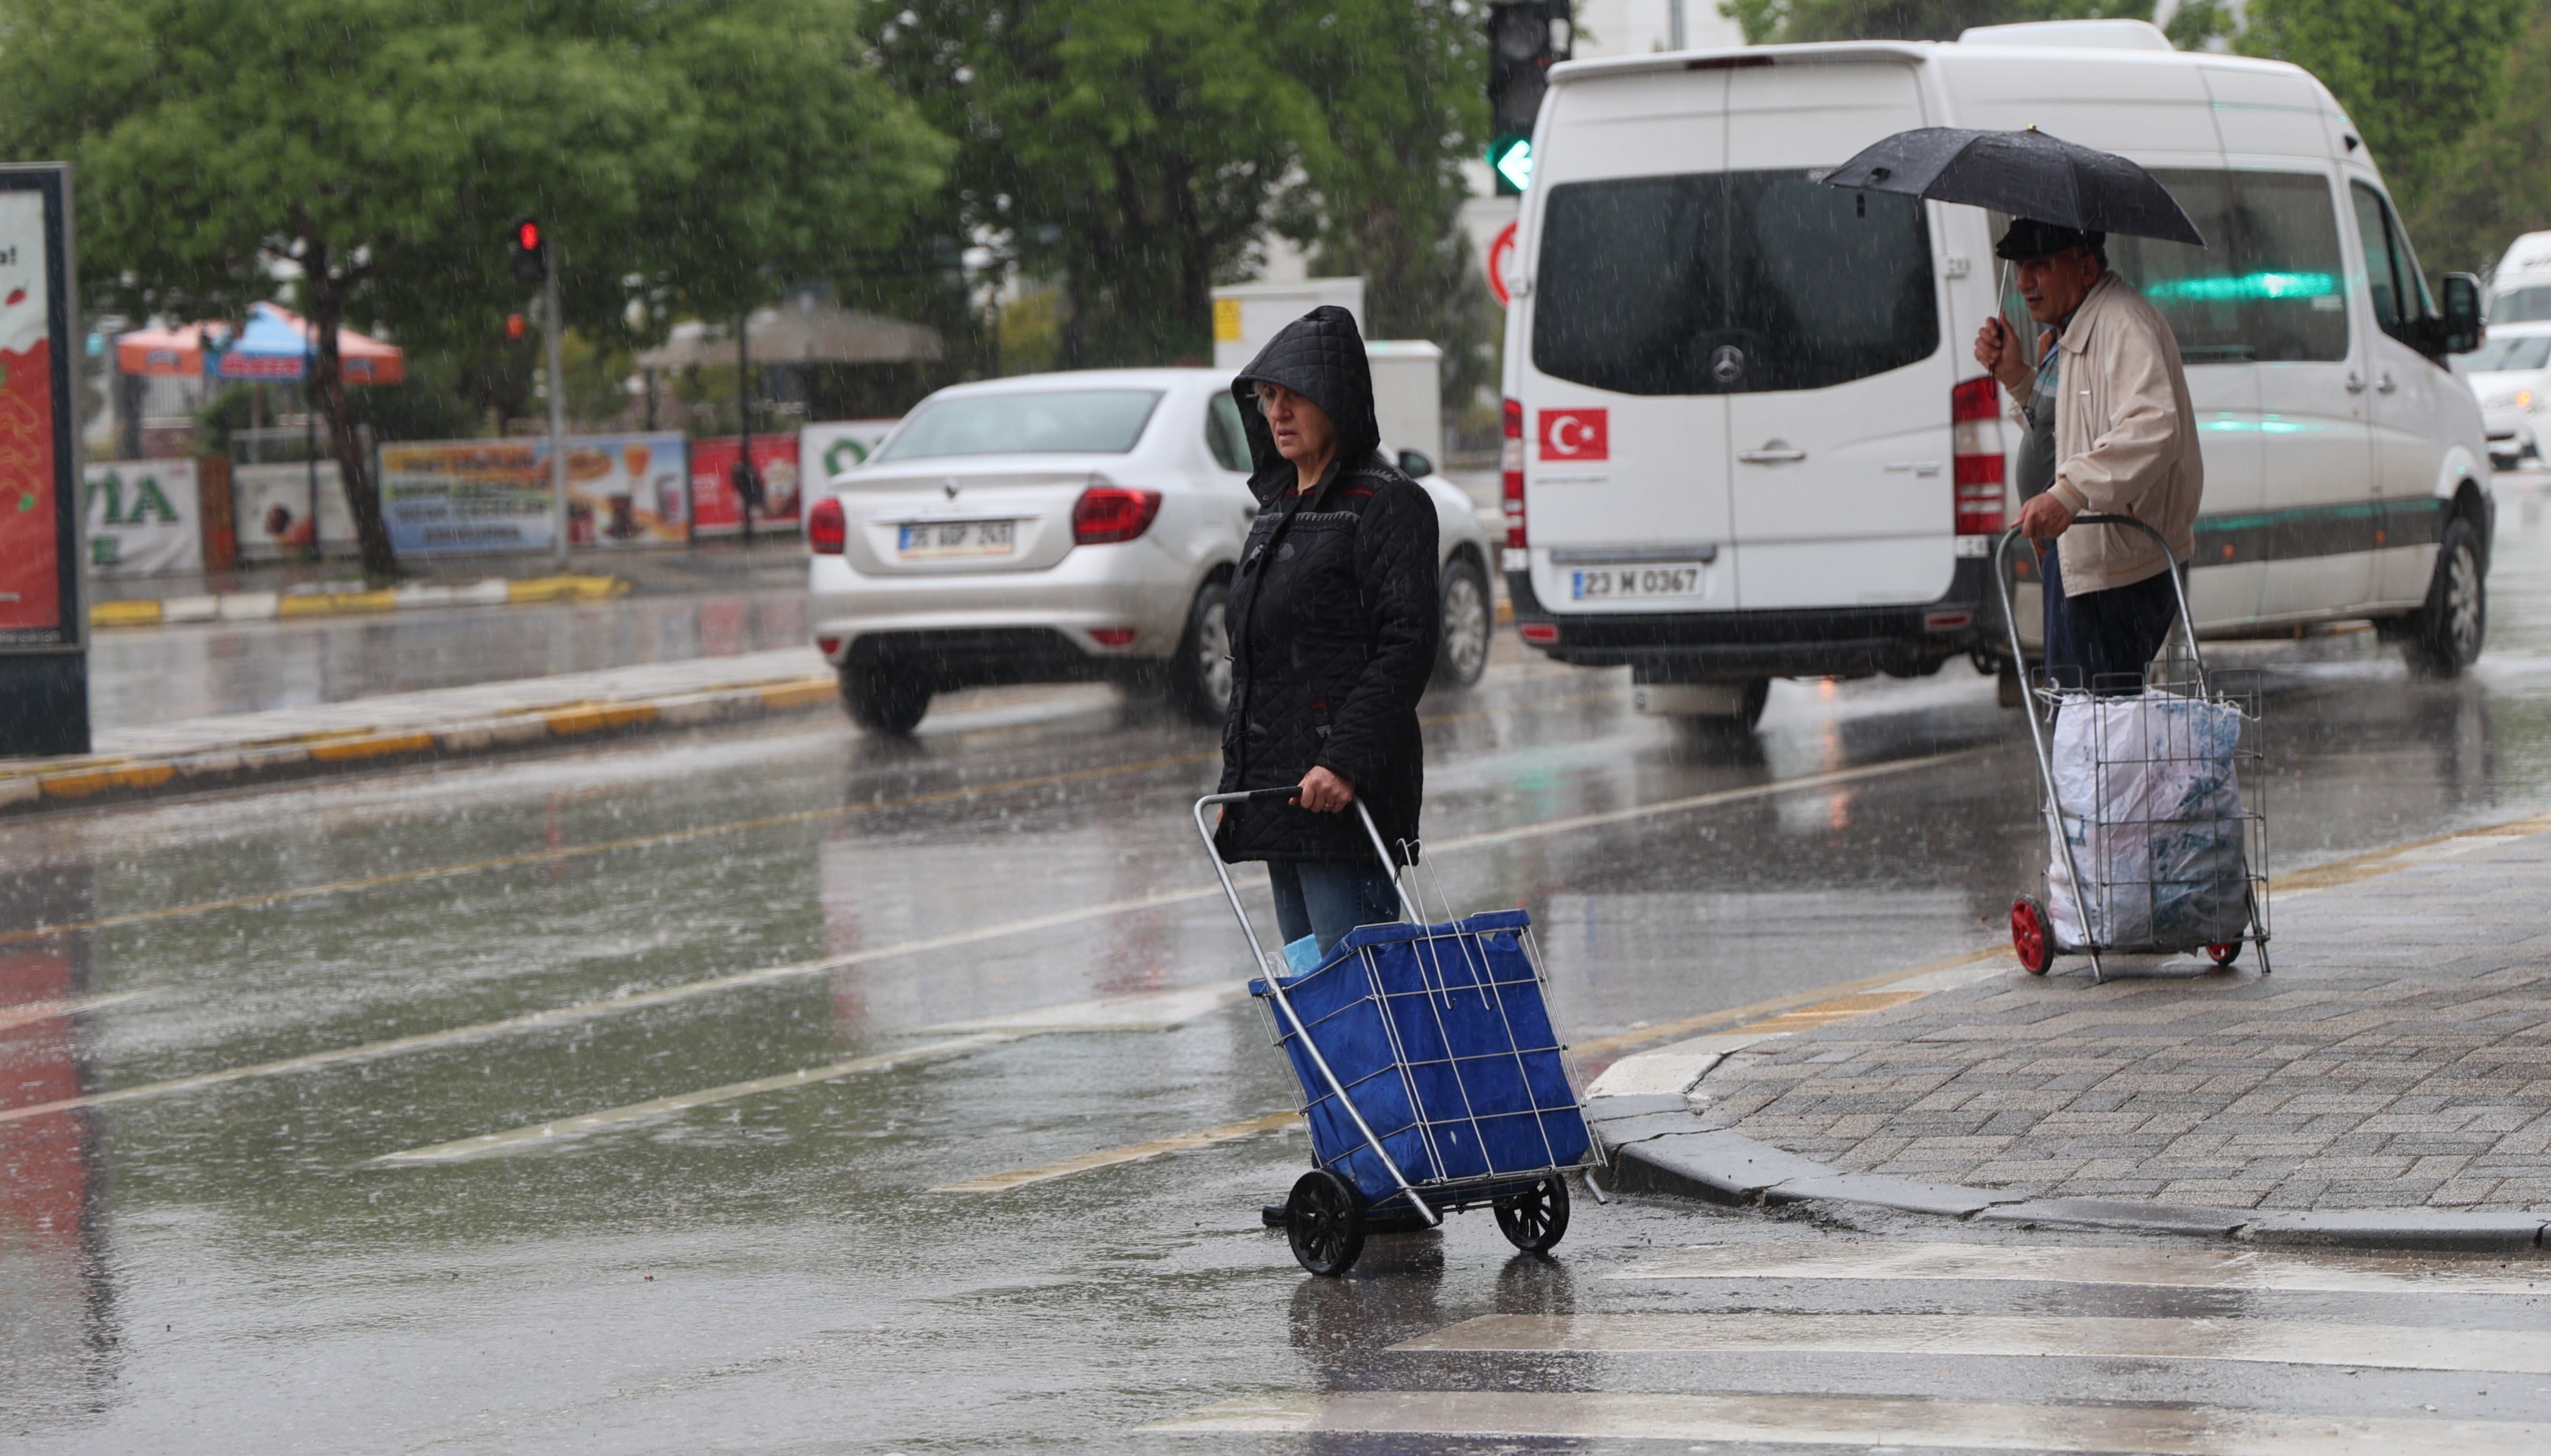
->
[0,0,948,578]
[2407,0,2551,275]
[874,0,1491,387]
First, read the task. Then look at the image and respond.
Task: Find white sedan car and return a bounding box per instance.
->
[2462,325,2551,469]
[807,367,1495,735]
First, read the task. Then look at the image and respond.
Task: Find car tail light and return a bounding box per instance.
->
[1952,376,2006,536]
[1502,397,1527,549]
[808,496,846,554]
[1088,628,1137,647]
[1072,486,1162,544]
[817,636,842,656]
[1519,621,1558,645]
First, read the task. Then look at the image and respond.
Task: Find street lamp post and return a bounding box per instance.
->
[735,312,757,546]
[544,245,568,573]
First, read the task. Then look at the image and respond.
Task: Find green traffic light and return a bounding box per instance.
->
[1489,135,1533,194]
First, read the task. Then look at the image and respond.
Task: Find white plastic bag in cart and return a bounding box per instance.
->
[2045,688,2250,949]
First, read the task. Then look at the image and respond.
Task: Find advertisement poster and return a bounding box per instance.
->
[84,458,202,576]
[690,433,801,536]
[233,460,357,561]
[799,418,899,487]
[0,179,74,648]
[380,433,688,556]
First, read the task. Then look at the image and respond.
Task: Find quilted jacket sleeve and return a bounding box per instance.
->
[1316,479,1438,793]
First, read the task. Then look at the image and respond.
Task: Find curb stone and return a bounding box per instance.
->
[88,574,628,629]
[0,672,837,816]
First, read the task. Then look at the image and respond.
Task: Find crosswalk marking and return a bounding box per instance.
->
[931,1112,1298,1193]
[1143,1390,2546,1453]
[1611,1239,2551,1296]
[1394,1311,2551,1373]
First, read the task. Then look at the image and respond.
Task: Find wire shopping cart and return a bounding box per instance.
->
[1192,788,1607,1276]
[1994,516,2271,983]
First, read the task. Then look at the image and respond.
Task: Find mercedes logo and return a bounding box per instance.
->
[943,480,960,499]
[1709,345,1746,385]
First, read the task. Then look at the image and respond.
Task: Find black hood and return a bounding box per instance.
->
[1229,305,1380,506]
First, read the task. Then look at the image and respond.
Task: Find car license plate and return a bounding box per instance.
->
[1570,565,1704,600]
[897,519,1017,558]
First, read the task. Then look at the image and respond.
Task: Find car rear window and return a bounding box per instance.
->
[2108,170,2350,365]
[2495,285,2551,323]
[1531,170,1938,395]
[876,389,1164,460]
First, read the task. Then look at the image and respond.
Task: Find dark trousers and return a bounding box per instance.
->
[2042,544,2181,695]
[1268,859,1402,952]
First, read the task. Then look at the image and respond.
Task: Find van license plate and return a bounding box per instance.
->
[897,519,1017,558]
[1571,565,1703,600]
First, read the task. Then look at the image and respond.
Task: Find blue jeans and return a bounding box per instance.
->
[2042,544,2181,695]
[1268,859,1402,953]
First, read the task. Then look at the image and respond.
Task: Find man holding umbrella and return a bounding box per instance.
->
[1974,219,2203,692]
[1825,127,2206,693]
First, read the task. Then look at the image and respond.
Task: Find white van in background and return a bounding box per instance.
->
[2490,230,2551,324]
[1500,20,2492,723]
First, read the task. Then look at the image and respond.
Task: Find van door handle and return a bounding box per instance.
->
[1738,443,1807,463]
[2345,372,2366,393]
[2376,372,2397,394]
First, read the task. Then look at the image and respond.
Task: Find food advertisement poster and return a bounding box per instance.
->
[0,172,77,650]
[84,458,202,576]
[233,460,357,560]
[380,433,687,555]
[690,433,801,536]
[799,418,899,486]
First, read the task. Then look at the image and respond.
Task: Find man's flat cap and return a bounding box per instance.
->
[1995,218,2106,262]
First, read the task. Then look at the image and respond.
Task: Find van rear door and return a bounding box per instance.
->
[1719,60,1951,610]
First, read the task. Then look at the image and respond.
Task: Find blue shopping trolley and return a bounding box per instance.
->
[1193,788,1608,1276]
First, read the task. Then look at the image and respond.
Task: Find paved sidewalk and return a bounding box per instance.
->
[1589,815,2551,1245]
[1,648,835,814]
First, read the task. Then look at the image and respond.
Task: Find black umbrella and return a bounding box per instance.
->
[1822,127,2205,247]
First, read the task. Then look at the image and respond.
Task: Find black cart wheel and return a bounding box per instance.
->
[1285,1170,1365,1277]
[2206,940,2243,967]
[2012,896,2056,976]
[1493,1176,1570,1254]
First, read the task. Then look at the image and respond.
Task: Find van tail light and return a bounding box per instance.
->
[1952,376,2006,536]
[1501,397,1527,549]
[809,496,846,554]
[1072,486,1162,544]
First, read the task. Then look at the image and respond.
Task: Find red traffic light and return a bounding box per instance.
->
[516,220,542,252]
[505,313,526,339]
[509,217,550,286]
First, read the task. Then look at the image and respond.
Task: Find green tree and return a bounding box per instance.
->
[1722,0,2146,44]
[2237,0,2528,216]
[2396,1,2551,274]
[0,0,947,580]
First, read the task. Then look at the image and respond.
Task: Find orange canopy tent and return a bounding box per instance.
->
[115,302,405,385]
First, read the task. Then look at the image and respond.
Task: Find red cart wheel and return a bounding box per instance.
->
[2012,896,2055,975]
[2206,940,2242,967]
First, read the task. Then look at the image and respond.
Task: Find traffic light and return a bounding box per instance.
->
[1486,2,1570,196]
[509,218,549,286]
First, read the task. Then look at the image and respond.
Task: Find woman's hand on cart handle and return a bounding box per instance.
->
[1295,767,1355,813]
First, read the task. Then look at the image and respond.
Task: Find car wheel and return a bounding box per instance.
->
[839,665,931,736]
[1166,574,1233,724]
[1433,555,1491,688]
[2405,516,2486,678]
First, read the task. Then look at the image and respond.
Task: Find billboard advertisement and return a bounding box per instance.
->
[378,433,689,556]
[83,458,202,576]
[800,418,899,486]
[690,433,801,536]
[0,170,77,651]
[233,459,357,560]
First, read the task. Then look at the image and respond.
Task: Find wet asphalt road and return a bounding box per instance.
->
[6,474,2551,1451]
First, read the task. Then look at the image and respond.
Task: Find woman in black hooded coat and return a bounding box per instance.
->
[1212,306,1439,953]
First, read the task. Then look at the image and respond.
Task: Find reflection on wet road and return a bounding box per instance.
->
[5,474,2550,1449]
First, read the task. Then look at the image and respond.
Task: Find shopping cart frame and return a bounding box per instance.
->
[1192,787,1607,1273]
[1993,515,2272,983]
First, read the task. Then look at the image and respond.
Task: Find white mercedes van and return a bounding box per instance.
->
[1500,20,2493,721]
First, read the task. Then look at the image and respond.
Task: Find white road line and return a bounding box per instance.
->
[1142,1390,2548,1453]
[372,1034,1016,1164]
[6,748,1973,1130]
[0,990,148,1035]
[1393,1312,2551,1374]
[917,985,1246,1034]
[1610,1240,2551,1296]
[930,1111,1298,1193]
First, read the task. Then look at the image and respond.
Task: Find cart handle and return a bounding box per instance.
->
[1190,788,1441,1227]
[1992,514,2207,696]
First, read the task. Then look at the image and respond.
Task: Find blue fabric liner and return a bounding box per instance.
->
[1249,910,1591,1206]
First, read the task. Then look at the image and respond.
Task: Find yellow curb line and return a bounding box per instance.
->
[90,599,164,628]
[90,575,632,628]
[307,730,437,762]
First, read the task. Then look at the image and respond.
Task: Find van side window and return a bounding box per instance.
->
[2496,284,2551,323]
[2352,181,2431,347]
[1531,171,1938,396]
[1206,390,1252,472]
[2109,170,2348,365]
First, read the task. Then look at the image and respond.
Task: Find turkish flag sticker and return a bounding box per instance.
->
[1538,407,1608,462]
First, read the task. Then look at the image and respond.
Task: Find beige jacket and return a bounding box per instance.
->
[2007,271,2202,594]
